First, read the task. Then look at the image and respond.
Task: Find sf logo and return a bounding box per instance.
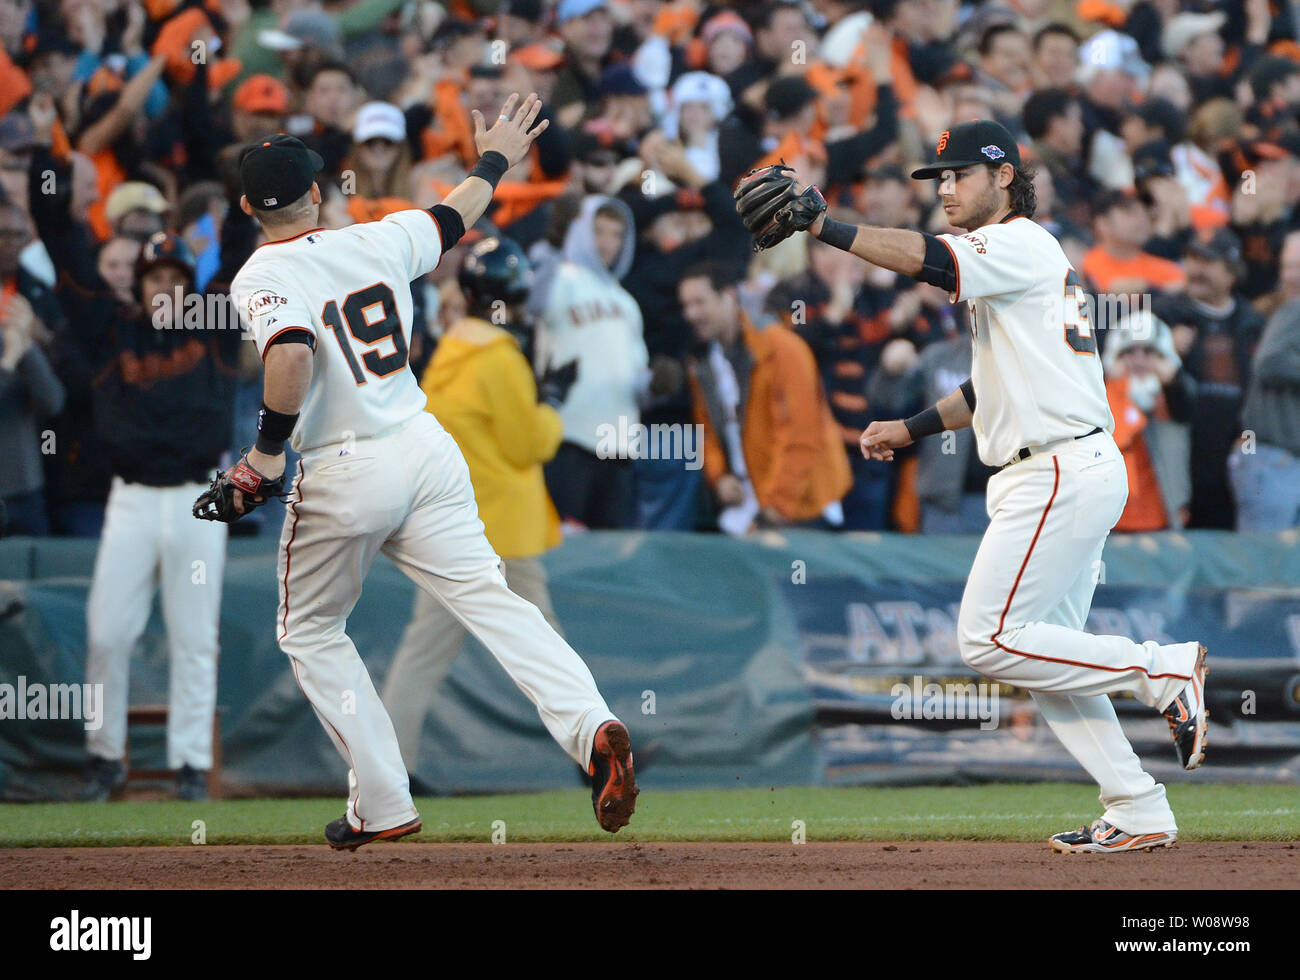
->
[937,130,950,153]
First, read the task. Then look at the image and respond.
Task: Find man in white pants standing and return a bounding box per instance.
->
[83,233,238,803]
[736,119,1208,853]
[200,94,637,849]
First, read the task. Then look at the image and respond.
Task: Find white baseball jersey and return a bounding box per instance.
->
[231,210,444,452]
[937,215,1113,467]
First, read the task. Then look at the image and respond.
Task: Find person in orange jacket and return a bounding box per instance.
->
[678,261,851,533]
[380,236,578,783]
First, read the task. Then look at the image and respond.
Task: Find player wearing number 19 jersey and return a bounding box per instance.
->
[225,118,636,850]
[232,210,437,452]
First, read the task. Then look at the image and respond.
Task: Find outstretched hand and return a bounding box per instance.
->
[859,419,913,462]
[472,92,550,170]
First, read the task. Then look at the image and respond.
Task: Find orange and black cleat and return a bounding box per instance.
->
[1050,819,1177,854]
[589,720,638,833]
[325,814,422,851]
[1163,644,1209,771]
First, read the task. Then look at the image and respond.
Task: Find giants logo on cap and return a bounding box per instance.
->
[936,131,950,153]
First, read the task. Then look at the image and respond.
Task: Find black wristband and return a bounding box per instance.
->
[255,403,298,455]
[469,150,509,190]
[960,378,976,412]
[817,217,857,252]
[903,405,945,442]
[429,203,466,249]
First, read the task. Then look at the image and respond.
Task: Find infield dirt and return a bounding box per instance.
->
[4,841,1296,889]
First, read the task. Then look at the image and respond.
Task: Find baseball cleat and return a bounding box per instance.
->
[1163,644,1209,771]
[589,720,638,833]
[325,815,422,851]
[175,765,209,802]
[80,755,127,802]
[1049,819,1177,854]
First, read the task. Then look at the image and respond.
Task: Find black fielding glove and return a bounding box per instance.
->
[193,452,288,523]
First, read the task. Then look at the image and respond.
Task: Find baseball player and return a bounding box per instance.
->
[735,119,1209,854]
[196,94,637,849]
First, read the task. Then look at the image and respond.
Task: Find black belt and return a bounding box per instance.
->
[1004,426,1103,468]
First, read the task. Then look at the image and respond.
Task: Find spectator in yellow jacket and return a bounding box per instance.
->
[381,237,578,786]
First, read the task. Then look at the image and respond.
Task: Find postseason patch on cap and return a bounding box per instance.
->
[981,145,1005,160]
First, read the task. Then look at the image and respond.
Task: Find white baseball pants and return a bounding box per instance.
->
[957,432,1200,834]
[382,555,562,771]
[277,412,615,833]
[86,477,227,770]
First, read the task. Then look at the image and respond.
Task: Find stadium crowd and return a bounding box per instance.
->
[2,0,1300,541]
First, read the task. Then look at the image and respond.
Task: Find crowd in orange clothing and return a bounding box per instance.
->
[3,0,1300,538]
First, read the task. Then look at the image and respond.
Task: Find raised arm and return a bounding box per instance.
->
[76,54,168,158]
[439,93,549,231]
[735,167,954,289]
[807,211,928,279]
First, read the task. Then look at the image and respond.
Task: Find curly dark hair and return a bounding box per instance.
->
[997,163,1038,220]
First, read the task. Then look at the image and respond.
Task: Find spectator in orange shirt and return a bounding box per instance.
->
[1104,312,1196,532]
[1082,189,1186,301]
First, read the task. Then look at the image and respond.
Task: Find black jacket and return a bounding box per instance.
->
[31,147,239,488]
[620,179,749,425]
[1152,291,1265,528]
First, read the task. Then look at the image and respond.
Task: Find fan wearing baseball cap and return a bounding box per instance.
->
[231,75,290,143]
[340,103,417,223]
[551,0,615,128]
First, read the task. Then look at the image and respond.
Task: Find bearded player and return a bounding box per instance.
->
[194,95,637,849]
[735,120,1208,854]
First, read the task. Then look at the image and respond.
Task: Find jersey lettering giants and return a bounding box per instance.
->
[938,217,1113,467]
[230,210,444,453]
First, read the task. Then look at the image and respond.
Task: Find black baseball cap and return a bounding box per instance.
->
[1130,97,1184,143]
[911,119,1021,179]
[239,134,324,211]
[766,76,818,120]
[1133,139,1175,184]
[1186,227,1243,267]
[1093,187,1142,216]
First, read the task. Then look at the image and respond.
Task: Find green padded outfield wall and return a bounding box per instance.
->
[1,530,1298,800]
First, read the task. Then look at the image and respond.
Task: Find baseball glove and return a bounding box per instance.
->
[192,452,287,523]
[733,162,828,251]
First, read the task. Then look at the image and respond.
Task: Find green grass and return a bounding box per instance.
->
[1,784,1297,847]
